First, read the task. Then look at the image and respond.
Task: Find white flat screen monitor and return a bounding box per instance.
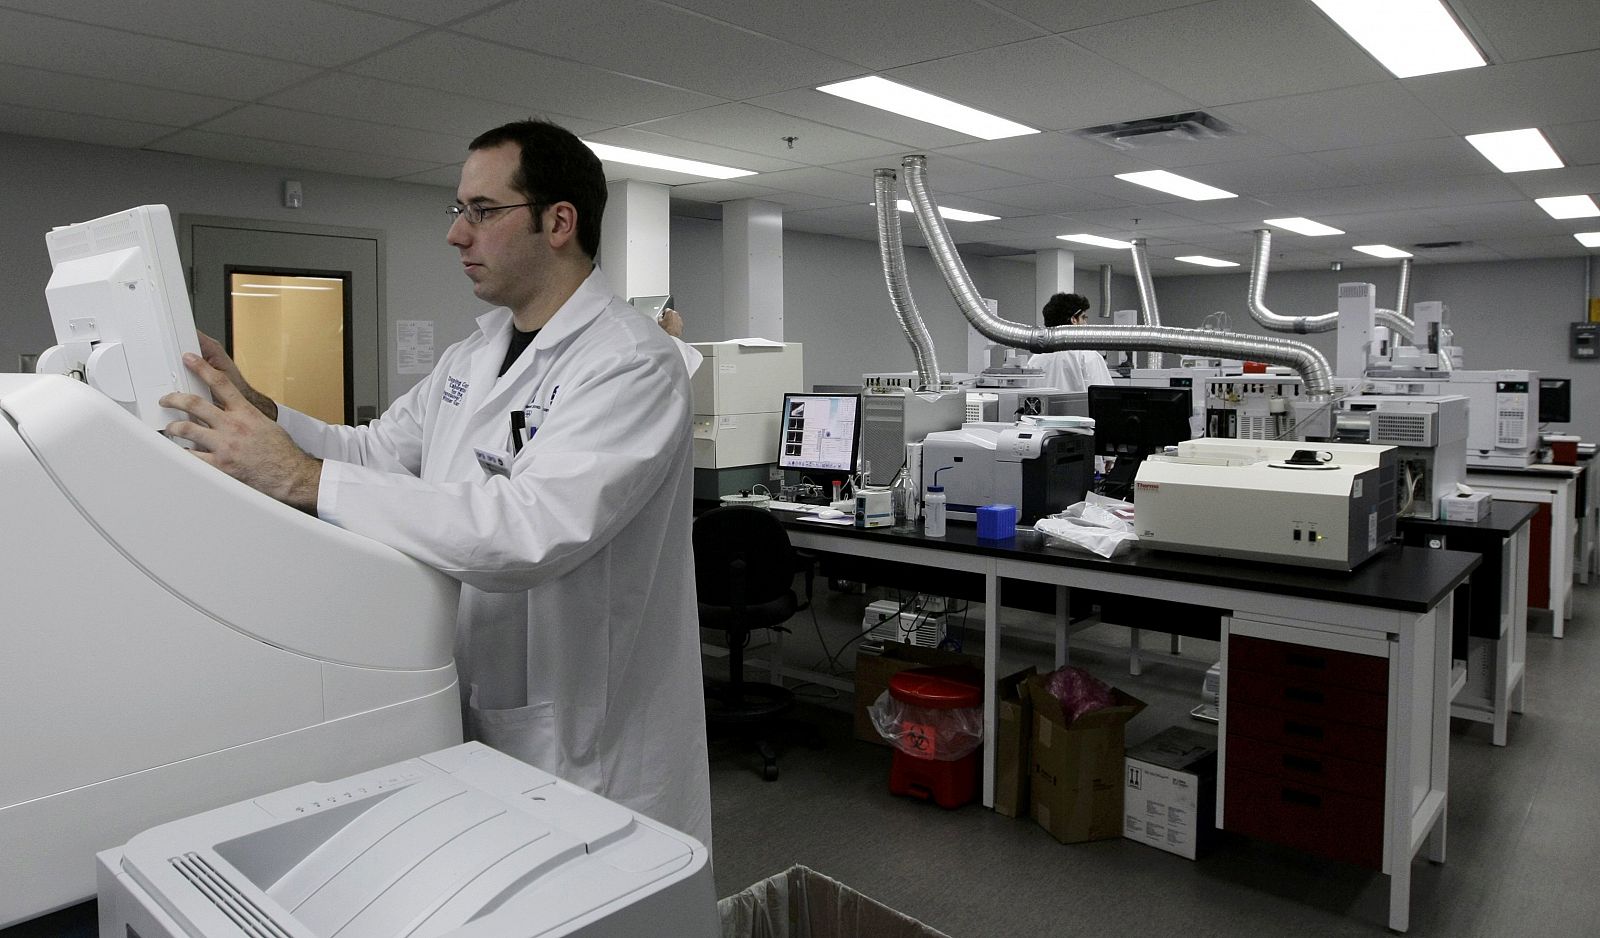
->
[43,204,207,434]
[777,393,860,474]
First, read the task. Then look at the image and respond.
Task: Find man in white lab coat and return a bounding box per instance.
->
[1026,292,1115,392]
[162,120,712,848]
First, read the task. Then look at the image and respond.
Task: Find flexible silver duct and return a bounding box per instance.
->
[1098,264,1113,319]
[874,168,941,389]
[1248,229,1414,338]
[1129,239,1163,369]
[1393,258,1414,337]
[898,155,1334,396]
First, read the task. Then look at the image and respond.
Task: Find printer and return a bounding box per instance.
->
[97,743,719,938]
[1,375,462,928]
[1134,438,1398,571]
[920,421,1094,524]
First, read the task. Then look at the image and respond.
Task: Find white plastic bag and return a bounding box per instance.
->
[1034,494,1139,559]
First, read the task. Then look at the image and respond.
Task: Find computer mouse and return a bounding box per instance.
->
[816,508,846,519]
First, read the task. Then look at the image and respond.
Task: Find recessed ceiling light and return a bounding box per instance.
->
[1352,244,1414,258]
[1175,256,1240,268]
[1057,233,1134,249]
[816,76,1038,140]
[1465,129,1564,173]
[1263,217,1345,236]
[584,141,756,179]
[1309,0,1485,78]
[1114,170,1236,201]
[887,199,999,222]
[1535,195,1600,219]
[1575,232,1600,248]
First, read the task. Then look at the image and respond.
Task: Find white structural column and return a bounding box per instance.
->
[723,199,784,340]
[598,179,670,302]
[1035,248,1076,325]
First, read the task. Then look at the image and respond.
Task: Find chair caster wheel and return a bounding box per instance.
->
[762,763,779,782]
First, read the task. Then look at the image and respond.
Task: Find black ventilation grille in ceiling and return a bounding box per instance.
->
[1412,241,1466,249]
[1077,112,1237,149]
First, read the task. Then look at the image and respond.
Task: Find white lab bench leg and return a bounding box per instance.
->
[983,567,1000,809]
[1129,628,1144,676]
[1054,585,1069,669]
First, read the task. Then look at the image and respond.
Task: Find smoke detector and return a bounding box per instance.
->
[1078,112,1237,150]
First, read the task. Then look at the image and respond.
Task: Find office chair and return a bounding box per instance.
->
[695,505,801,781]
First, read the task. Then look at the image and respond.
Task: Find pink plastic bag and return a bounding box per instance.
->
[1043,666,1114,724]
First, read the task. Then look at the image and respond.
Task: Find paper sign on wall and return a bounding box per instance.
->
[397,320,435,375]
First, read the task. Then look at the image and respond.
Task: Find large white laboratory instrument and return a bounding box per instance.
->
[1335,394,1469,520]
[0,375,462,927]
[97,742,718,938]
[688,340,803,470]
[1134,438,1398,570]
[1368,369,1539,468]
[1204,373,1304,440]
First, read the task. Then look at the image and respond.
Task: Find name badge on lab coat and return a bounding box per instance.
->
[475,447,512,477]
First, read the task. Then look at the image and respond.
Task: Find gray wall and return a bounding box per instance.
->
[1157,259,1599,443]
[0,132,472,403]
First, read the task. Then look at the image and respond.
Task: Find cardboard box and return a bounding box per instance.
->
[1123,726,1218,860]
[853,643,982,747]
[1440,490,1492,523]
[992,667,1036,818]
[719,865,952,938]
[1026,675,1145,844]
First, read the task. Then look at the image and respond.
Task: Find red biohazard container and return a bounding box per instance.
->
[886,666,982,809]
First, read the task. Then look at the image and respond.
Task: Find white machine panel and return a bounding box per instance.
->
[0,375,462,927]
[688,341,803,469]
[96,743,718,938]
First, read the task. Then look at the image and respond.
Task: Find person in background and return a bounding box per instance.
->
[1026,292,1115,393]
[160,119,712,849]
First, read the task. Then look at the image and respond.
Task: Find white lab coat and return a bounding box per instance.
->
[1026,348,1115,393]
[277,269,712,847]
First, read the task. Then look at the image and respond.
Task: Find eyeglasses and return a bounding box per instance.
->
[446,202,542,225]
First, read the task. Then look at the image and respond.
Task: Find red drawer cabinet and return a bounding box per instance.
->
[1225,632,1390,869]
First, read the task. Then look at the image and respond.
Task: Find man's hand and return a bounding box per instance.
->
[196,331,277,420]
[657,307,684,339]
[162,352,321,513]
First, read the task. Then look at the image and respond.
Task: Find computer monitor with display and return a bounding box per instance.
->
[1089,384,1193,499]
[36,204,208,435]
[1539,377,1571,424]
[777,392,860,496]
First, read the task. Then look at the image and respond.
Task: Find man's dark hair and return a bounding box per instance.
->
[470,120,607,260]
[1041,292,1091,328]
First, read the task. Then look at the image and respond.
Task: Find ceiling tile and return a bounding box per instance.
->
[451,0,860,99]
[932,132,1154,181]
[1162,197,1292,225]
[1064,0,1390,106]
[1474,236,1587,259]
[1547,119,1600,167]
[395,164,465,188]
[1057,206,1199,236]
[0,8,317,98]
[830,154,1038,194]
[885,36,1200,133]
[665,0,1047,71]
[630,104,903,165]
[959,182,1130,213]
[1417,203,1556,239]
[325,0,505,26]
[1179,154,1339,196]
[584,127,804,174]
[1454,0,1600,63]
[0,0,422,67]
[746,166,878,203]
[1505,165,1600,200]
[1404,50,1600,134]
[1308,138,1489,186]
[1211,82,1454,154]
[263,74,606,141]
[1274,174,1526,216]
[196,105,467,163]
[0,63,236,127]
[0,102,173,149]
[351,32,723,126]
[148,130,442,178]
[658,179,783,203]
[985,0,1212,33]
[1120,131,1293,170]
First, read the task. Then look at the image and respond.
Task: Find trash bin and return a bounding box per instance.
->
[876,665,983,809]
[718,865,952,938]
